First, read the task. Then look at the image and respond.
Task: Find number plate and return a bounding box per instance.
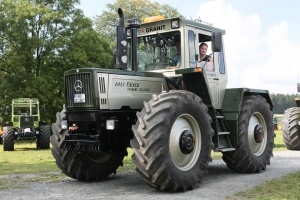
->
[74,94,85,103]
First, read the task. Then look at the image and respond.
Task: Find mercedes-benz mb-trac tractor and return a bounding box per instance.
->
[282,83,300,150]
[51,8,275,192]
[2,98,50,151]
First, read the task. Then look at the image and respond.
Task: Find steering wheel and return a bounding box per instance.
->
[155,56,177,66]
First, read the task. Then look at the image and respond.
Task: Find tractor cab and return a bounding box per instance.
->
[126,16,228,109]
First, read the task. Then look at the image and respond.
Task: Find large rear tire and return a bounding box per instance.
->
[131,91,214,191]
[282,107,300,150]
[38,125,50,149]
[51,108,126,181]
[3,126,14,151]
[222,95,275,172]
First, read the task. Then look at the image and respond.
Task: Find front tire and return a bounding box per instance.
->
[51,108,126,181]
[222,95,275,172]
[3,126,14,151]
[282,107,300,150]
[131,91,214,191]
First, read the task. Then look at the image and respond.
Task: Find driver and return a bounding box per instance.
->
[166,41,181,69]
[165,39,184,90]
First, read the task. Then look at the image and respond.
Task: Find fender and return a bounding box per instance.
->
[221,88,273,147]
[176,68,218,137]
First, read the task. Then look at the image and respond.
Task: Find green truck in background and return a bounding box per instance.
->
[2,98,50,151]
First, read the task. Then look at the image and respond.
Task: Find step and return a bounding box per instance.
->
[218,148,236,152]
[218,132,230,135]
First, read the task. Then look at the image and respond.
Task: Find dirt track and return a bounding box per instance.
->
[1,150,300,200]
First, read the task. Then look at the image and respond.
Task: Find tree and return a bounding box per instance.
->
[0,0,114,123]
[93,0,183,44]
[271,93,298,114]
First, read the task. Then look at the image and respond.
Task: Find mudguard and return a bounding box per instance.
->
[221,88,273,147]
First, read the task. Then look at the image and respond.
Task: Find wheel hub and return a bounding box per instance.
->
[254,124,264,143]
[179,130,195,154]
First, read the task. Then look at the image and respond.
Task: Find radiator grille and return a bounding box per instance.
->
[99,77,106,93]
[98,74,109,108]
[20,116,34,127]
[65,73,94,107]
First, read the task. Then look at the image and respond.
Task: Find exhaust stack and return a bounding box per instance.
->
[116,8,127,70]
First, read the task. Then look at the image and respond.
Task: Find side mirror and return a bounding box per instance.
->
[211,32,222,52]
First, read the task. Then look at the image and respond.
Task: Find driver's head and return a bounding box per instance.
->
[199,43,208,56]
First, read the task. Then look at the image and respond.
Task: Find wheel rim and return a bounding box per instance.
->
[248,112,267,156]
[86,153,111,163]
[169,114,201,171]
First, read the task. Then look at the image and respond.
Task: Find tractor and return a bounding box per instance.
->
[282,83,300,150]
[51,8,275,191]
[2,98,50,151]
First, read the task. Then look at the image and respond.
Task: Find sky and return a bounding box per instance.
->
[77,0,300,95]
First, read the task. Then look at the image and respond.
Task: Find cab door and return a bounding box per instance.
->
[195,29,220,109]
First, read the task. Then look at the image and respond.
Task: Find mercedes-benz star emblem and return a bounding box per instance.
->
[25,118,29,122]
[74,80,83,92]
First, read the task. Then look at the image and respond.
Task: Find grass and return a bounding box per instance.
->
[226,130,300,199]
[0,130,298,198]
[0,141,59,175]
[229,171,300,200]
[273,130,288,151]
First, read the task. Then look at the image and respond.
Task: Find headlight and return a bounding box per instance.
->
[61,120,68,129]
[106,120,115,130]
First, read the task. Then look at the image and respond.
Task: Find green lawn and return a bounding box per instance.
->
[0,142,59,175]
[227,130,300,199]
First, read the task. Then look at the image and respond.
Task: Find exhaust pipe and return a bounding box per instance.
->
[116,8,127,70]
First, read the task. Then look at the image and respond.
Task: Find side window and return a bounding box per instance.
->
[219,46,225,74]
[188,30,196,67]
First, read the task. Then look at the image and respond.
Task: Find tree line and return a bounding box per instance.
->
[0,0,181,123]
[271,93,299,114]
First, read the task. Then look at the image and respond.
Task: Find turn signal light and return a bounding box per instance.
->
[194,68,203,72]
[144,16,165,23]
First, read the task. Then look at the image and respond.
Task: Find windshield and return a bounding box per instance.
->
[127,31,181,71]
[13,104,38,115]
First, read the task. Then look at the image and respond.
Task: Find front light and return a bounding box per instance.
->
[171,19,179,29]
[106,120,115,130]
[61,120,68,129]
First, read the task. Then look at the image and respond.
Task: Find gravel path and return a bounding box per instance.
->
[1,150,300,200]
